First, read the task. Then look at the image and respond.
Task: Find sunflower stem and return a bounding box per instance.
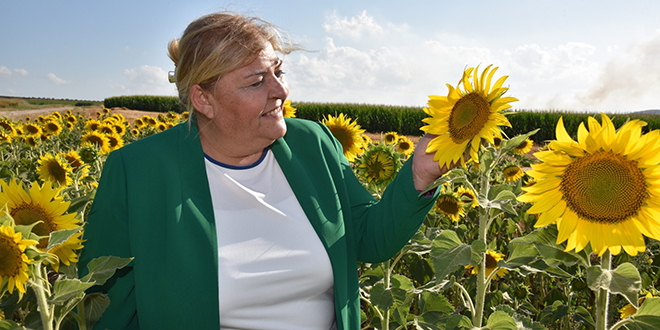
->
[595,250,612,330]
[383,259,391,330]
[30,265,54,330]
[473,165,491,328]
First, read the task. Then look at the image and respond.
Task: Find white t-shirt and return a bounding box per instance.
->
[205,149,336,330]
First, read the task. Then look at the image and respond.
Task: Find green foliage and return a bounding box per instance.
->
[103,95,186,113]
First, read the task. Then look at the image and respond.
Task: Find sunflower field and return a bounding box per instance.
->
[1,64,660,329]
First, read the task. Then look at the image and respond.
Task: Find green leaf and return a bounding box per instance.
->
[418,291,454,314]
[431,230,463,254]
[370,283,394,311]
[0,320,24,330]
[572,305,596,329]
[83,293,111,329]
[82,256,134,286]
[625,315,660,330]
[636,297,660,316]
[46,227,80,252]
[470,240,486,264]
[391,274,415,290]
[432,244,472,282]
[484,311,518,330]
[500,129,540,154]
[54,291,85,325]
[49,278,95,305]
[586,262,642,306]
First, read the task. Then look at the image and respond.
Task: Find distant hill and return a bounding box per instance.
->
[633,109,660,115]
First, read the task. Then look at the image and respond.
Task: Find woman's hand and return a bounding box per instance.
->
[411,134,466,191]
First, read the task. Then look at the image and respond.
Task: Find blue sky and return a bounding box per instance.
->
[2,0,659,113]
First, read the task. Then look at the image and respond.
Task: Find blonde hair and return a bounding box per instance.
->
[167,12,294,114]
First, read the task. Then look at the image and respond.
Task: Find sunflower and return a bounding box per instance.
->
[433,188,466,222]
[85,118,101,131]
[0,119,16,137]
[42,120,63,135]
[283,100,297,118]
[24,135,40,148]
[166,112,180,121]
[62,150,85,172]
[0,225,38,296]
[0,180,81,271]
[514,138,534,155]
[79,145,99,164]
[98,123,116,135]
[105,132,125,152]
[518,114,660,256]
[502,164,525,182]
[22,123,41,136]
[0,131,10,144]
[456,185,479,208]
[37,153,73,187]
[144,116,158,127]
[357,144,398,184]
[81,131,111,154]
[619,292,653,319]
[492,131,503,148]
[468,250,508,280]
[421,64,517,169]
[383,131,400,144]
[321,113,367,162]
[395,136,415,158]
[130,128,141,136]
[134,117,146,128]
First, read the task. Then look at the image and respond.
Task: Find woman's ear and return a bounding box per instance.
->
[190,84,215,119]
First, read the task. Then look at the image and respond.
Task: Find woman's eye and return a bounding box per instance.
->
[250,80,263,87]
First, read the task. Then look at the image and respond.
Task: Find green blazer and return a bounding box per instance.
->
[79,117,438,330]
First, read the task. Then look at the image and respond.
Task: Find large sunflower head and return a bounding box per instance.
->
[518,113,660,256]
[0,225,38,296]
[85,118,102,132]
[37,153,74,187]
[421,64,517,170]
[42,120,63,136]
[0,119,17,137]
[0,180,81,269]
[321,113,368,162]
[283,100,297,118]
[356,144,399,185]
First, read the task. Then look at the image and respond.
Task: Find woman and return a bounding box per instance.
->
[79,11,450,330]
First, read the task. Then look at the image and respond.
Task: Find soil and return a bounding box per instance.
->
[0,106,160,123]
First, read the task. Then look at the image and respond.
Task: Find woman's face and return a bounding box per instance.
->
[203,42,289,151]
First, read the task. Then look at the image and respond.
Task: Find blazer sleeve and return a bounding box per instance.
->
[316,122,439,263]
[79,150,139,329]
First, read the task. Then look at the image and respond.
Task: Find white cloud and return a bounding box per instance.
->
[109,64,177,96]
[48,73,69,85]
[323,10,383,40]
[14,69,29,76]
[0,66,12,77]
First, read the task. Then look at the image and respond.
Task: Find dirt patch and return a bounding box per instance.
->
[0,106,167,124]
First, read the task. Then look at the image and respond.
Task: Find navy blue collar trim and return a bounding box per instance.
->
[204,149,269,170]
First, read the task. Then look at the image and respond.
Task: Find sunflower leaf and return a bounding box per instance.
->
[82,293,111,329]
[637,297,660,316]
[46,227,81,252]
[49,278,95,305]
[484,311,517,330]
[431,233,472,282]
[586,262,642,306]
[625,315,660,330]
[572,306,596,329]
[500,129,540,154]
[82,256,134,286]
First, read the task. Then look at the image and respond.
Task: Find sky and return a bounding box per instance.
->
[2,0,659,113]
